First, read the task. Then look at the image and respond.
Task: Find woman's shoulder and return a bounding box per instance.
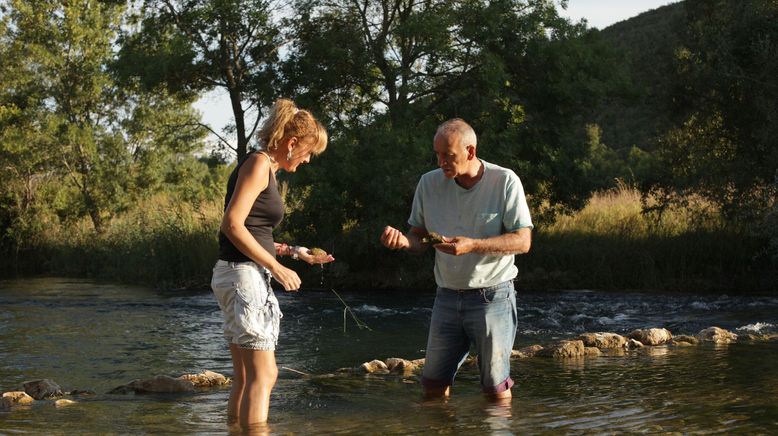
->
[237,152,273,182]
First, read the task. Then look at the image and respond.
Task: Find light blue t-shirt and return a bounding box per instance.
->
[408,159,533,290]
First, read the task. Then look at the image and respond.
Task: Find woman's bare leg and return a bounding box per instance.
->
[239,348,278,426]
[227,343,246,422]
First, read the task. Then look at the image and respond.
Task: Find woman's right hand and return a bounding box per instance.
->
[269,262,302,292]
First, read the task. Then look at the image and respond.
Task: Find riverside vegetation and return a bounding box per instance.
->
[1,1,776,292]
[7,184,773,292]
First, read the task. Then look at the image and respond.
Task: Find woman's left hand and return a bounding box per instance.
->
[296,246,335,265]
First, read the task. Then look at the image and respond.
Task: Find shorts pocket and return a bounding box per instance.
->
[234,290,272,340]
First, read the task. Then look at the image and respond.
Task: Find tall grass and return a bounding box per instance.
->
[28,194,222,289]
[522,185,774,292]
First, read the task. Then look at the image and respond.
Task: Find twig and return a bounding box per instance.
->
[330,288,372,332]
[280,366,310,377]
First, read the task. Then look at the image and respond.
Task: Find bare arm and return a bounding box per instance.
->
[435,227,532,256]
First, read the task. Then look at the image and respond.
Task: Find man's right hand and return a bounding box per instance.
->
[380,226,410,250]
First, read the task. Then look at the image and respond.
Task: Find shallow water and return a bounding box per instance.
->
[1,278,777,434]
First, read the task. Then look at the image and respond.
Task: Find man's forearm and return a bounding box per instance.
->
[405,230,428,253]
[472,229,531,256]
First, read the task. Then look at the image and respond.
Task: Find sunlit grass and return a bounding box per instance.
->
[524,185,767,292]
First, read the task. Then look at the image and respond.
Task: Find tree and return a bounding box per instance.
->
[117,0,284,161]
[658,0,778,219]
[0,0,206,233]
[278,0,624,287]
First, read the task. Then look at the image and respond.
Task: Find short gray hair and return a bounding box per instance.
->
[435,118,477,148]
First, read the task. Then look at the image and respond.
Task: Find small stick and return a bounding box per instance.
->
[281,366,310,377]
[331,288,373,332]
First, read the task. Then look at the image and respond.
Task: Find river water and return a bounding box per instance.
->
[1,277,777,434]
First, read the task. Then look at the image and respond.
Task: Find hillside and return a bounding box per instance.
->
[593,2,686,153]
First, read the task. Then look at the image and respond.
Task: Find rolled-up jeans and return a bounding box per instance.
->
[421,280,517,394]
[211,260,282,351]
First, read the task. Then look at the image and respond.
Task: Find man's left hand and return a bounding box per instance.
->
[434,236,476,256]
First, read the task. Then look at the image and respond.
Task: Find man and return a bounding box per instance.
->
[380,118,533,400]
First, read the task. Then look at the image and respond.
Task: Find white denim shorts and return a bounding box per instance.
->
[211,260,283,351]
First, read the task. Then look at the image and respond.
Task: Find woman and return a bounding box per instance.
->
[211,99,334,427]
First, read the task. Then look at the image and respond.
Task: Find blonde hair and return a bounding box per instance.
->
[257,99,328,156]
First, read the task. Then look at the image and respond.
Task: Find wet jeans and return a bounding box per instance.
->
[421,280,517,394]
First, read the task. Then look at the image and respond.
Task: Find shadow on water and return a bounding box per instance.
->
[1,277,777,433]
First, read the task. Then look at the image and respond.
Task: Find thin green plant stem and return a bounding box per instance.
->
[330,288,372,332]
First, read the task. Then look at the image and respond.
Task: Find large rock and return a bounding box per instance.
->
[359,360,389,374]
[23,379,64,400]
[178,370,230,387]
[697,327,738,344]
[627,328,673,345]
[511,345,544,359]
[110,375,195,394]
[2,391,34,405]
[584,347,602,357]
[537,340,585,358]
[578,332,627,349]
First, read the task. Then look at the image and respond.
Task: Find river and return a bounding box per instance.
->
[1,277,777,434]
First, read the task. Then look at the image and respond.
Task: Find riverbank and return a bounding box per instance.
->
[2,188,775,293]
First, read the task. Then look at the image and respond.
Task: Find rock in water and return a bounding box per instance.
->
[625,339,644,349]
[578,332,627,349]
[670,335,699,346]
[537,340,585,358]
[178,370,230,387]
[359,360,389,374]
[110,375,195,394]
[511,345,544,359]
[696,327,738,344]
[23,379,64,400]
[627,328,673,345]
[2,391,34,405]
[385,358,417,374]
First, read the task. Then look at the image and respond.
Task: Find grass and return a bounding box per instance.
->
[522,185,773,292]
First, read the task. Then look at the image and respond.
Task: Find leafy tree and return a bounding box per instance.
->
[656,0,778,220]
[0,0,206,234]
[116,0,284,160]
[278,0,624,286]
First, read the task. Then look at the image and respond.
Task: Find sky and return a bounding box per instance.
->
[194,0,682,144]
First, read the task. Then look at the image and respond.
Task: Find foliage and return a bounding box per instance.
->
[0,0,208,259]
[655,0,778,222]
[116,0,284,160]
[2,0,775,293]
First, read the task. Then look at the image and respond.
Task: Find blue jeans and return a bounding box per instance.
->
[421,281,517,394]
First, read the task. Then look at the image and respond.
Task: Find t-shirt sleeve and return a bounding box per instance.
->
[503,173,533,232]
[407,178,425,229]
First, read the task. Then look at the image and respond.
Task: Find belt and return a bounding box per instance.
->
[441,280,512,293]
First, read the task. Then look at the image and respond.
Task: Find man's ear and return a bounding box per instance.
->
[466,145,476,160]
